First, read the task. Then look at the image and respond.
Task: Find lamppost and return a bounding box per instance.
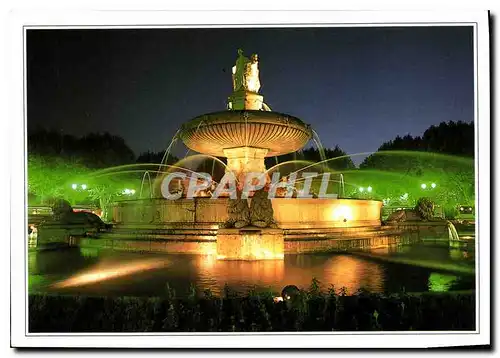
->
[359,186,373,198]
[122,188,136,196]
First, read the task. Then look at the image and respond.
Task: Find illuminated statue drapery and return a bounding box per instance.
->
[232,49,261,93]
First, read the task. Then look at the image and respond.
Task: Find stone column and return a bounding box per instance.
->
[223,146,268,176]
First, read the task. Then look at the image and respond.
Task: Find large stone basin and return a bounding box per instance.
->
[179,110,313,157]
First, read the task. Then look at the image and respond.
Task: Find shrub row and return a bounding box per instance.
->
[29,286,475,332]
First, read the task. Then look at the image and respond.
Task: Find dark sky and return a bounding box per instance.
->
[27,26,474,164]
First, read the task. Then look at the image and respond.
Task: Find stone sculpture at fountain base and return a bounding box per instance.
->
[249,188,278,228]
[223,197,251,229]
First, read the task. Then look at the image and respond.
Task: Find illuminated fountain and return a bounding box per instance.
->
[105,49,392,260]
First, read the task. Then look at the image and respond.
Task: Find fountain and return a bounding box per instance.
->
[97,50,402,259]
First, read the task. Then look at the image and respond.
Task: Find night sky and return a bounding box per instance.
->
[27,26,474,164]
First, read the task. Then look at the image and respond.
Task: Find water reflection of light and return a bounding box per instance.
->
[323,256,384,294]
[200,254,217,270]
[53,259,169,288]
[195,256,285,293]
[428,272,457,292]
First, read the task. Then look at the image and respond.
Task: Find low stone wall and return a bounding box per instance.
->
[48,220,453,256]
[109,197,382,229]
[78,237,217,255]
[79,224,413,256]
[386,221,450,245]
[284,235,412,254]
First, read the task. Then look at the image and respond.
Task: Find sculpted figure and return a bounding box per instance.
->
[249,188,277,228]
[232,49,250,92]
[223,194,250,229]
[386,209,426,223]
[245,54,260,93]
[386,198,437,223]
[51,199,73,220]
[232,49,261,93]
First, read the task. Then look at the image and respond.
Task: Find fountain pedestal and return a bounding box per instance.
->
[217,228,284,260]
[223,147,268,175]
[228,89,263,110]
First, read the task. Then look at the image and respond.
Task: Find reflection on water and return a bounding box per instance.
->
[372,242,475,267]
[324,256,384,294]
[195,256,285,293]
[28,244,475,297]
[53,258,170,288]
[428,272,458,292]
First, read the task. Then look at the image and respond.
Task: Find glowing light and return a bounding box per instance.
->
[359,187,364,192]
[71,184,77,190]
[421,183,427,189]
[367,186,372,193]
[331,205,354,222]
[81,184,87,190]
[53,259,168,288]
[130,189,136,195]
[431,183,436,189]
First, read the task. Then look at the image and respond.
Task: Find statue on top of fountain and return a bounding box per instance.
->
[232,49,261,94]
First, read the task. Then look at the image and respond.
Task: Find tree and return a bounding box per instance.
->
[136,150,179,165]
[27,154,90,205]
[422,121,474,157]
[302,146,356,171]
[264,145,355,177]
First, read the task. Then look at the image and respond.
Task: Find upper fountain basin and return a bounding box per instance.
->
[179,110,313,157]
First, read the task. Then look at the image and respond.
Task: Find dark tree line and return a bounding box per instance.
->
[28,128,179,168]
[264,146,355,170]
[136,150,179,165]
[362,120,473,168]
[28,127,136,169]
